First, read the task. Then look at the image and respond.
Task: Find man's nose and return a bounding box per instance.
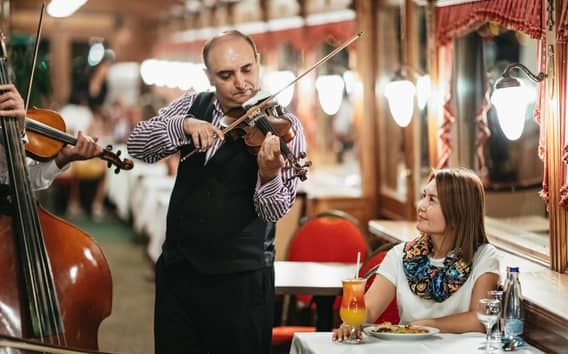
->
[234,73,246,89]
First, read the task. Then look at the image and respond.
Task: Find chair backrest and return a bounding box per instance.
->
[286,209,369,262]
[359,245,400,324]
[275,192,306,261]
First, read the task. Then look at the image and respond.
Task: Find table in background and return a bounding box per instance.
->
[274,261,357,331]
[290,332,545,354]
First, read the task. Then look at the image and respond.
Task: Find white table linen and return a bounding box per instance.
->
[290,332,544,354]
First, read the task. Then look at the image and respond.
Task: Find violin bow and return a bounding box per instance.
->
[181,31,363,162]
[24,1,46,111]
[221,31,364,134]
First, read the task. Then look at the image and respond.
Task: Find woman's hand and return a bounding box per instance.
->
[331,323,362,342]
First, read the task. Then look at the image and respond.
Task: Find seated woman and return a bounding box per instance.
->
[333,168,500,340]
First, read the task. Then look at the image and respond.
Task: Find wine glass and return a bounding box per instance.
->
[339,278,366,344]
[477,298,501,353]
[488,290,504,347]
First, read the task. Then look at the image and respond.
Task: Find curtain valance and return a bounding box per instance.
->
[436,0,544,46]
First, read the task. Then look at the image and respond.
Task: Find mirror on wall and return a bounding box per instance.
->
[452,25,547,263]
[377,1,430,214]
[301,37,361,194]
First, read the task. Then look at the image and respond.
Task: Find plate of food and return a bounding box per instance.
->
[363,323,440,340]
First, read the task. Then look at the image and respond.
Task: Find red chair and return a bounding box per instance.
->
[272,210,369,346]
[359,245,400,324]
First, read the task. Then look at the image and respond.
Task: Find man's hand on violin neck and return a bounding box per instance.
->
[258,132,285,184]
[0,84,26,131]
[183,117,224,151]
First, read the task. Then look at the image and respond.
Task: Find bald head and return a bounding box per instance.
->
[202,30,258,69]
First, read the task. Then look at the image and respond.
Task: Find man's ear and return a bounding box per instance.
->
[256,52,261,63]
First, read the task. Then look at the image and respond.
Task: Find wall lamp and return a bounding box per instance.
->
[384,67,431,127]
[491,63,546,141]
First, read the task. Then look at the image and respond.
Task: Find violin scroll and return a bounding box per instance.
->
[102,145,134,174]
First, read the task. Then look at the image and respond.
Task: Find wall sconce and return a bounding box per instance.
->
[315,75,345,115]
[384,69,415,127]
[384,67,431,127]
[491,63,545,141]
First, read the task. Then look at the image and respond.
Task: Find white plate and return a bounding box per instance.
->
[363,325,440,340]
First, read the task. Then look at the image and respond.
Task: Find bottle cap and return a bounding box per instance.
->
[509,266,519,272]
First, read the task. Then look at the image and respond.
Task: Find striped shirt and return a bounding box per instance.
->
[127,90,307,223]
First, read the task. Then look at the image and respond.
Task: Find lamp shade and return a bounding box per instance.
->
[315,75,345,115]
[384,79,416,127]
[490,85,532,141]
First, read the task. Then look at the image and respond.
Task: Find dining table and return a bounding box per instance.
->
[290,332,546,354]
[274,261,358,331]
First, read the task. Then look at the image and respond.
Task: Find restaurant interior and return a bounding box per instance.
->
[4,0,568,353]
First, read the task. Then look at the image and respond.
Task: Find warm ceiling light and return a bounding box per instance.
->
[491,63,546,141]
[47,0,87,18]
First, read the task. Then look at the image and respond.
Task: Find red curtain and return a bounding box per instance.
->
[436,0,544,46]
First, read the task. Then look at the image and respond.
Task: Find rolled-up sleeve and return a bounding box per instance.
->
[253,113,307,222]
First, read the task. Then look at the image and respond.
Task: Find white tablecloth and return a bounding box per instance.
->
[105,146,169,221]
[290,332,544,354]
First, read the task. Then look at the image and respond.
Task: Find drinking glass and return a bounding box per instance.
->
[339,278,366,344]
[488,290,504,346]
[477,298,501,353]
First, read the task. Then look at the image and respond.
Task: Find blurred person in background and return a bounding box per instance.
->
[64,49,115,220]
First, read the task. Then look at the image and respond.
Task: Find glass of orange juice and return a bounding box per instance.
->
[339,278,366,343]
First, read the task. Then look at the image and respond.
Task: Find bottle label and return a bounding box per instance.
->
[504,319,524,337]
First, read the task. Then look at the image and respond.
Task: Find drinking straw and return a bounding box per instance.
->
[355,251,361,278]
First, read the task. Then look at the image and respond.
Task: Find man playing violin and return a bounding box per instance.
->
[127,30,306,354]
[0,83,101,190]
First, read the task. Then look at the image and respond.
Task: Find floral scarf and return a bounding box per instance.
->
[402,235,472,302]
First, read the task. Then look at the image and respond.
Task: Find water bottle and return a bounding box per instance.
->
[502,267,524,346]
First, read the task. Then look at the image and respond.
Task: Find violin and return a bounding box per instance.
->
[221,92,310,181]
[25,107,133,173]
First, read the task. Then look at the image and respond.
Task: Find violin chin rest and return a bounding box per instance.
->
[243,90,271,110]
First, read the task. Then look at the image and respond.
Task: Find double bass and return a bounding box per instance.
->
[0,34,112,353]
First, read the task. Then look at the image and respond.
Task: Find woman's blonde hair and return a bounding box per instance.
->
[429,168,489,264]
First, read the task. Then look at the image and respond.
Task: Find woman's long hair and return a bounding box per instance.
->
[430,168,489,264]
